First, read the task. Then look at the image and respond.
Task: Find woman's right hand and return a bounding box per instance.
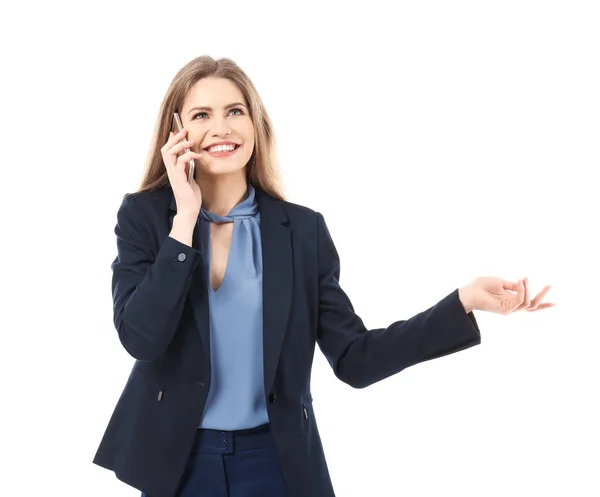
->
[161,128,204,219]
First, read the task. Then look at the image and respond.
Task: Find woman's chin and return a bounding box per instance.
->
[197,162,247,177]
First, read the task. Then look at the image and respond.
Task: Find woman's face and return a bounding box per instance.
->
[180,77,255,178]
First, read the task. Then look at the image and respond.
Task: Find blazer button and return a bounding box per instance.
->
[177,253,186,262]
[268,392,277,403]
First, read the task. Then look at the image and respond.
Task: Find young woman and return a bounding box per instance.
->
[93,55,554,497]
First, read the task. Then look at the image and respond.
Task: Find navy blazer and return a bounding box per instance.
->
[93,186,481,497]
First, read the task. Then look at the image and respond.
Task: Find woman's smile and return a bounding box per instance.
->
[203,144,241,158]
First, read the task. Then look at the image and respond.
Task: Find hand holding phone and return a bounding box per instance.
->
[161,113,203,220]
[171,112,196,184]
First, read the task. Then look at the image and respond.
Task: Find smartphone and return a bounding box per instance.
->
[171,112,195,184]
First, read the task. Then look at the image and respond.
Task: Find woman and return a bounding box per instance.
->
[93,55,554,497]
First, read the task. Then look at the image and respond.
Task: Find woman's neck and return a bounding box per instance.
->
[198,172,249,216]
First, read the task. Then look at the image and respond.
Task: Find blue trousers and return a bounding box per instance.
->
[142,423,288,497]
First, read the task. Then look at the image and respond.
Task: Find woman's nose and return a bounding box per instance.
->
[211,118,232,136]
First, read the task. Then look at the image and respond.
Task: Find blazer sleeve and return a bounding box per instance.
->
[315,212,481,389]
[110,194,203,361]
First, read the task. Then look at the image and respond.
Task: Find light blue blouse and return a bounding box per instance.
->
[197,184,270,430]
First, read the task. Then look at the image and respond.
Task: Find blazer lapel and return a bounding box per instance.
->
[256,188,293,395]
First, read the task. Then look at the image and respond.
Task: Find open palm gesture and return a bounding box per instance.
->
[461,276,555,315]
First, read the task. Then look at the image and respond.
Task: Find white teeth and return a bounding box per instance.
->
[208,144,236,153]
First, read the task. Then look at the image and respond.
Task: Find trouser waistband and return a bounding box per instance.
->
[192,423,273,455]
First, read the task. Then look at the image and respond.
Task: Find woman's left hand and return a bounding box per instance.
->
[459,276,555,315]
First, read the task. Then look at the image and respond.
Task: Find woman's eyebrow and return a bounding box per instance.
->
[187,102,247,115]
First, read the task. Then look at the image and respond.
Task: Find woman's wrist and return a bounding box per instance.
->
[458,285,474,314]
[169,214,197,246]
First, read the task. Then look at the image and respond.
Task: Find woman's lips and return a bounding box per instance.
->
[203,145,240,158]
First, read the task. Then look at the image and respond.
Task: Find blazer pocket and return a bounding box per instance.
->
[134,367,166,402]
[301,393,313,420]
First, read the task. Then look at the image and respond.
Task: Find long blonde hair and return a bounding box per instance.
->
[137,55,285,200]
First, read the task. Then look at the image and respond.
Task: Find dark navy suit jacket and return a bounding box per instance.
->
[93,185,481,497]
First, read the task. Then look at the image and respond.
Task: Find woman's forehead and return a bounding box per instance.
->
[183,78,247,110]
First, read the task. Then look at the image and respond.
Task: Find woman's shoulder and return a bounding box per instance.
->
[124,186,171,203]
[113,188,173,229]
[255,187,316,216]
[254,187,318,225]
[119,187,172,211]
[267,196,320,224]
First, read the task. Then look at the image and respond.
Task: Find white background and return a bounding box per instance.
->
[1,1,598,496]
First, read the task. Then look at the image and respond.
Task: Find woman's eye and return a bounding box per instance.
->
[192,108,244,120]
